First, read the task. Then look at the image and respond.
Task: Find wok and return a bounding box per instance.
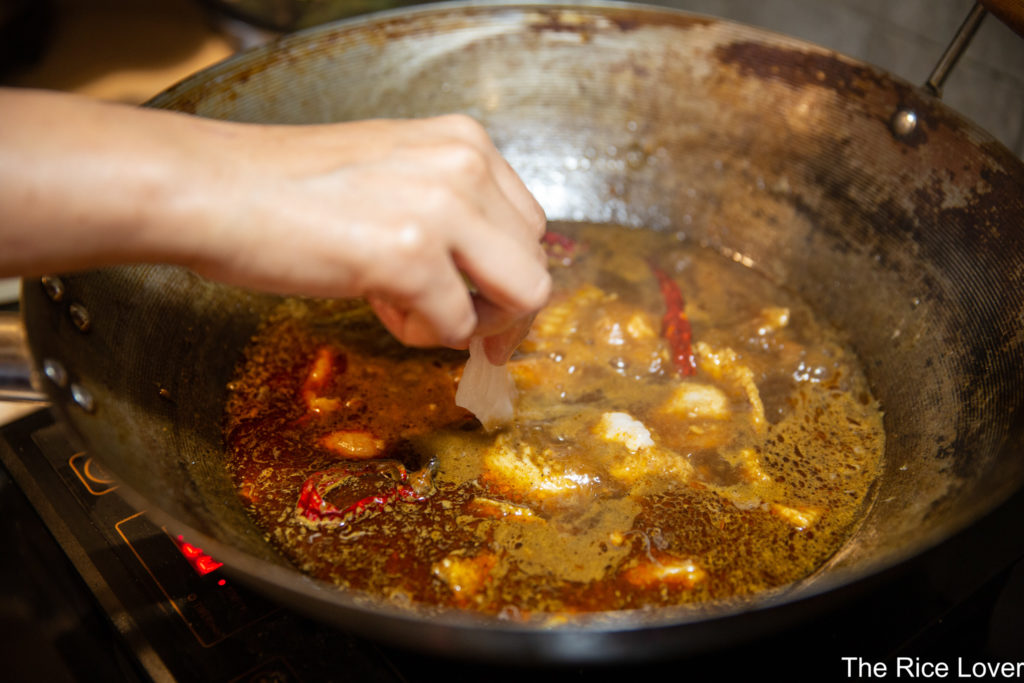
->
[5,0,1024,663]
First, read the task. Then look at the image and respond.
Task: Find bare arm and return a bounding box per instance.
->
[0,87,550,361]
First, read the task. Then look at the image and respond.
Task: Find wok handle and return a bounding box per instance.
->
[979,0,1024,37]
[924,3,988,97]
[0,311,46,402]
[925,0,1023,97]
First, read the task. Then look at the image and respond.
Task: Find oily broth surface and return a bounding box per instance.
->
[224,222,884,615]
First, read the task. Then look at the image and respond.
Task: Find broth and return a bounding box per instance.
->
[224,222,884,615]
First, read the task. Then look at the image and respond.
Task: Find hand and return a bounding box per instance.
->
[0,90,550,363]
[190,114,551,360]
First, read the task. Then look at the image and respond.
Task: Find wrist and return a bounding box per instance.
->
[133,113,262,276]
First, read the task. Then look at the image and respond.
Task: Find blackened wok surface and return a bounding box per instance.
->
[20,1,1024,662]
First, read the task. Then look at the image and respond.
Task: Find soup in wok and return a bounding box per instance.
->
[224,222,884,615]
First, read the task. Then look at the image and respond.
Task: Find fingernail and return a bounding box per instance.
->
[483,335,511,365]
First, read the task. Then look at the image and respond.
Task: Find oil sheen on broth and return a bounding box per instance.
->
[224,222,884,615]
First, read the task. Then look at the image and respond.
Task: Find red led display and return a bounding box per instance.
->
[175,534,224,576]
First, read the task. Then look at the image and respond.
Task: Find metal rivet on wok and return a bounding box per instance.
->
[42,359,68,388]
[70,383,95,413]
[41,275,65,302]
[891,109,918,138]
[68,303,91,333]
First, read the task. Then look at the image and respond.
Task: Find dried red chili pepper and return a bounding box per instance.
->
[296,460,426,525]
[651,264,697,377]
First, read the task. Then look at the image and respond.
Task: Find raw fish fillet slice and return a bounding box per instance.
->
[455,337,514,430]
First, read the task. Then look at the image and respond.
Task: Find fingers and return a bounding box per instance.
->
[454,228,551,315]
[482,318,533,365]
[473,296,537,364]
[366,296,406,340]
[413,116,551,321]
[426,114,547,240]
[367,252,478,349]
[368,218,547,353]
[235,113,550,354]
[490,156,547,239]
[386,115,550,349]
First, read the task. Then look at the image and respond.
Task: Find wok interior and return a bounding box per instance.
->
[25,1,1024,650]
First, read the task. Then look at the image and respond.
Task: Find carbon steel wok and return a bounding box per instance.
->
[11,0,1024,663]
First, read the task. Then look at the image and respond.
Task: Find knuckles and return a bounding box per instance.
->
[430,141,491,184]
[431,113,491,147]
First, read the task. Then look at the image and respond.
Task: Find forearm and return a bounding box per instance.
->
[0,87,550,356]
[0,87,235,277]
